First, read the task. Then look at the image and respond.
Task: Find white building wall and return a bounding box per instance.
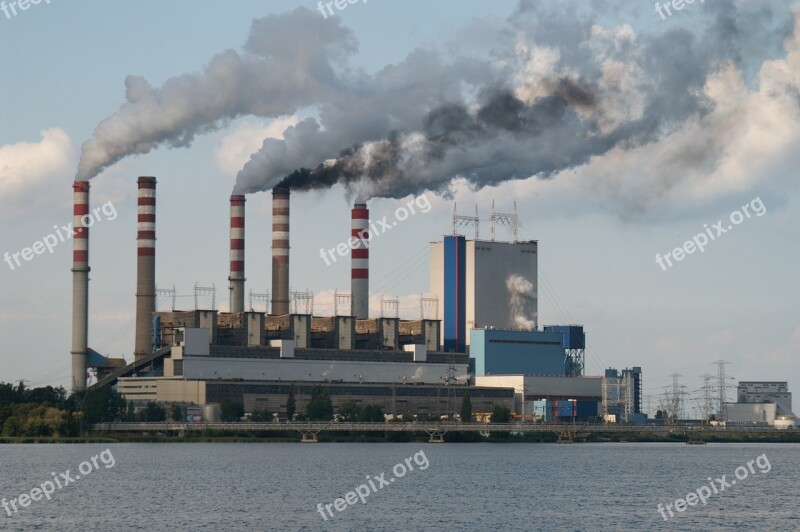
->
[430,239,538,347]
[472,241,538,334]
[725,403,777,425]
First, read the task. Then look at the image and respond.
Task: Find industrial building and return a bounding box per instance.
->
[470,326,586,378]
[475,375,602,421]
[602,367,644,424]
[723,381,797,428]
[68,174,649,424]
[737,382,793,414]
[74,178,515,419]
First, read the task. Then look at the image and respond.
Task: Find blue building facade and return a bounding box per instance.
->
[443,235,466,352]
[470,329,566,376]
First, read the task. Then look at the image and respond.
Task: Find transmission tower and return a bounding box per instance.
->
[333,290,351,316]
[669,373,688,420]
[658,389,678,426]
[420,296,439,320]
[712,360,734,419]
[155,285,176,312]
[291,289,314,315]
[452,203,479,239]
[194,283,216,310]
[380,296,399,318]
[698,373,714,423]
[490,200,519,243]
[248,290,270,313]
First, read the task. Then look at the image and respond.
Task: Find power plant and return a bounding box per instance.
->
[73,176,647,422]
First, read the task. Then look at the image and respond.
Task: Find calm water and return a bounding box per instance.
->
[0,443,798,531]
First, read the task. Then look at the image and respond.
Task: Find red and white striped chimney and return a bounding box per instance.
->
[134,176,157,360]
[71,181,90,392]
[229,195,246,313]
[351,203,369,319]
[271,187,290,315]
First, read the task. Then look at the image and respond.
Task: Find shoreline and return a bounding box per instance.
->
[3,431,800,444]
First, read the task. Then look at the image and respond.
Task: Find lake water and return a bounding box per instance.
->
[0,443,798,531]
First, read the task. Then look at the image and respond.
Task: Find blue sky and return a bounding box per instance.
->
[1,0,798,415]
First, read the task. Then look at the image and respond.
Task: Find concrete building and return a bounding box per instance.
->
[108,325,513,418]
[737,382,792,414]
[117,378,513,419]
[430,237,538,349]
[475,375,602,421]
[724,402,778,426]
[722,381,796,428]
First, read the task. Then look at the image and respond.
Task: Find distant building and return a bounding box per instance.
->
[602,367,643,424]
[737,381,792,414]
[475,374,602,421]
[724,381,796,428]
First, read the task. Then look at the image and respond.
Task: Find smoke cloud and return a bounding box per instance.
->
[76,8,357,181]
[77,1,797,210]
[236,0,794,201]
[506,274,537,331]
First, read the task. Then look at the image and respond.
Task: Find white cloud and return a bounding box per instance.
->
[0,128,76,218]
[214,116,299,178]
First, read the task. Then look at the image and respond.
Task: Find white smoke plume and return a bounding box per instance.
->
[75,1,800,214]
[76,8,356,181]
[506,274,537,331]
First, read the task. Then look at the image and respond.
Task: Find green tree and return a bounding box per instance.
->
[220,400,244,422]
[306,385,333,421]
[170,404,184,422]
[286,384,297,421]
[138,402,167,422]
[460,392,473,423]
[249,409,272,422]
[490,405,512,423]
[338,400,361,421]
[401,412,416,422]
[125,401,137,422]
[357,405,384,423]
[83,386,127,423]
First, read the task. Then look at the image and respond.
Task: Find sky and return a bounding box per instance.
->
[0,0,798,416]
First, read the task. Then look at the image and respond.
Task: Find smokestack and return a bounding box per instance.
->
[229,195,246,313]
[271,187,290,315]
[351,203,369,319]
[134,176,157,359]
[71,181,90,392]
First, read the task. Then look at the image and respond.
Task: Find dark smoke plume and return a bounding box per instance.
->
[75,1,793,209]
